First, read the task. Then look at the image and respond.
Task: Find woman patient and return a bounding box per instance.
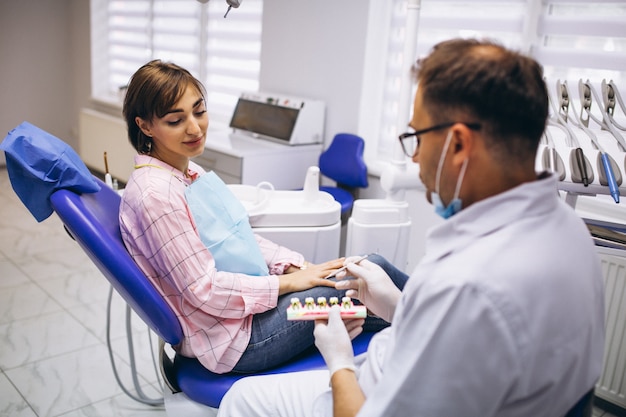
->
[119,60,407,374]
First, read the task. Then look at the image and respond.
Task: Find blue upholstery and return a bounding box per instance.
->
[564,389,594,417]
[0,121,100,222]
[319,186,355,213]
[318,133,368,214]
[49,177,374,408]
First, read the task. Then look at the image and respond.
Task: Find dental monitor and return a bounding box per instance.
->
[229,92,325,146]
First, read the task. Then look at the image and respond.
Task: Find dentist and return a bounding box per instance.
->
[217,38,605,416]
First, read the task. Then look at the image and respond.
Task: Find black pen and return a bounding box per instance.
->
[325,254,372,279]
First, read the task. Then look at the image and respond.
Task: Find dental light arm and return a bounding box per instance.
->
[196,0,242,18]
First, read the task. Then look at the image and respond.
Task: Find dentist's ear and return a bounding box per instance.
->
[451,123,474,163]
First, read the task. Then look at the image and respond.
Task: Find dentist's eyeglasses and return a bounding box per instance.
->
[398,122,481,157]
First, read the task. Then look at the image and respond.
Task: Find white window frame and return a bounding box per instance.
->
[90,0,626,171]
[363,0,626,171]
[89,0,263,130]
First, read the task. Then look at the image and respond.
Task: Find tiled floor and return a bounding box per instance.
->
[0,166,622,417]
[0,167,167,416]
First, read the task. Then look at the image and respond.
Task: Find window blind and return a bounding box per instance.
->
[90,0,262,127]
[374,0,527,162]
[535,1,626,85]
[373,0,626,163]
[203,0,263,125]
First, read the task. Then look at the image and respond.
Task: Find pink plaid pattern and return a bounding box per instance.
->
[119,156,303,373]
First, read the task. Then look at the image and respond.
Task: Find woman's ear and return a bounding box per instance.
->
[135,116,152,138]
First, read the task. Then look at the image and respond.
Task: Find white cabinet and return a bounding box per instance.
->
[194,132,322,189]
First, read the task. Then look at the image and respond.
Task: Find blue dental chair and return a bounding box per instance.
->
[318,133,369,216]
[49,176,374,410]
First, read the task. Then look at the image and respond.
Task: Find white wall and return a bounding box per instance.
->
[260,0,370,149]
[0,0,432,273]
[260,0,434,272]
[0,0,91,165]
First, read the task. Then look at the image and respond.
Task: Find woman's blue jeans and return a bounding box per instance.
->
[232,254,409,373]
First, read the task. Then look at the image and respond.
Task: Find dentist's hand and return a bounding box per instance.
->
[314,306,363,376]
[335,258,402,323]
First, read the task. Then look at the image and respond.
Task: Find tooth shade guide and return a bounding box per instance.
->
[287,296,367,320]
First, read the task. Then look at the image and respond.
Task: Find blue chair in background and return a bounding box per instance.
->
[318,133,369,216]
[50,177,374,413]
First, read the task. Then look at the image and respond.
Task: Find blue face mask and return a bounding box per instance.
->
[431,130,469,219]
[431,192,463,219]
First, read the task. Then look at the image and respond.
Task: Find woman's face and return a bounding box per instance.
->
[136,83,208,173]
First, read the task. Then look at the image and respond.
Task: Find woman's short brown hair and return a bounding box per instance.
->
[122,60,207,154]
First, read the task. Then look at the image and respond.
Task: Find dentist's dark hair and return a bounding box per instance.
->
[414,38,548,165]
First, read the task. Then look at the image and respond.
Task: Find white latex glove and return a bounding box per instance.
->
[314,306,361,376]
[335,259,402,323]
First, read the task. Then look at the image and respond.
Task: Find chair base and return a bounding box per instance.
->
[170,331,375,409]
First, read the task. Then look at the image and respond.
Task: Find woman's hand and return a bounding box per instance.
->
[278,258,344,295]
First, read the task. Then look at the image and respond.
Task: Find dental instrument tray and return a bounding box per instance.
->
[287,296,367,321]
[229,92,325,146]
